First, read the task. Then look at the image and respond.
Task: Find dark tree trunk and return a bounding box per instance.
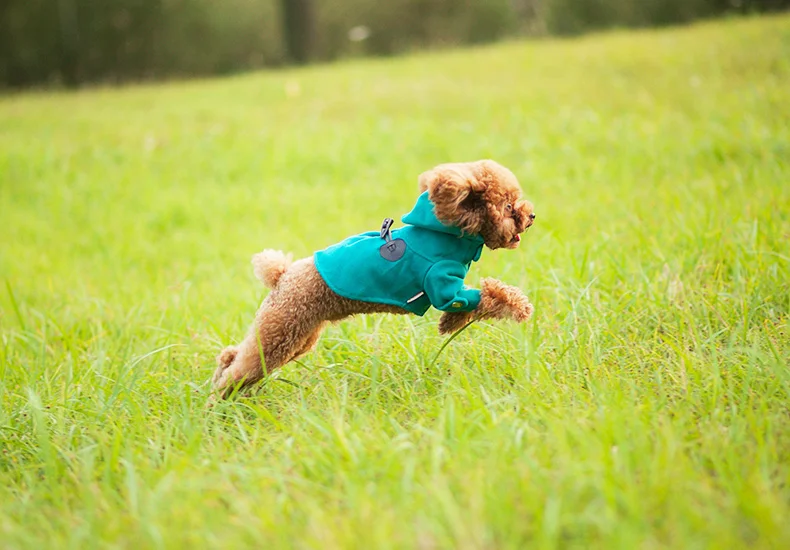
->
[57,0,80,86]
[280,0,314,64]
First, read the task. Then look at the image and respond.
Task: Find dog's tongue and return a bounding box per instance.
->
[515,234,521,242]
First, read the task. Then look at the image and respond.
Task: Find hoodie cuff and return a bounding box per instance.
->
[445,288,480,312]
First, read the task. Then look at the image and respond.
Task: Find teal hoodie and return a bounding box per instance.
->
[314,192,485,316]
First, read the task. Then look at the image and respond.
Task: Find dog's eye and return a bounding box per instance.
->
[506,203,512,211]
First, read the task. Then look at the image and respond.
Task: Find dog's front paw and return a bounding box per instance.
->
[479,278,534,323]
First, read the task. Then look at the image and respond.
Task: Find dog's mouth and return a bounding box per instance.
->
[507,222,533,248]
[509,214,535,247]
[506,233,522,249]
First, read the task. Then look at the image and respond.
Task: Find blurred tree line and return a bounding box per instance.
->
[1,0,788,88]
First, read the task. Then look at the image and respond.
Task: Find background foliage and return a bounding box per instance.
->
[2,0,789,87]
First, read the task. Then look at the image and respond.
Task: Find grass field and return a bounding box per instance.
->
[2,14,790,549]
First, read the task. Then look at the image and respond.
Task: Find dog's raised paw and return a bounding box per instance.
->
[512,298,534,322]
[479,278,534,322]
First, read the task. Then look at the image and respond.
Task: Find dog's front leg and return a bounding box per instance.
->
[438,310,475,334]
[438,278,533,334]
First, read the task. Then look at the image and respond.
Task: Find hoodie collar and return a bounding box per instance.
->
[401,191,485,262]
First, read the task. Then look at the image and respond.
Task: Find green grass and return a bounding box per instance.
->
[2,14,790,549]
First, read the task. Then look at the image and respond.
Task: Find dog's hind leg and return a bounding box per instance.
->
[292,321,328,361]
[212,257,348,398]
[213,305,326,398]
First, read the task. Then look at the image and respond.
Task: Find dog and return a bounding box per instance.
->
[212,160,536,398]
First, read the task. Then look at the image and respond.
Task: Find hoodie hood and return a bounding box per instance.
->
[401,191,484,263]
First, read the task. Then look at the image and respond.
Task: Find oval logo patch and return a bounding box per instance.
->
[380,239,406,262]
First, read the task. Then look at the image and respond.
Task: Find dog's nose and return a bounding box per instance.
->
[525,213,536,228]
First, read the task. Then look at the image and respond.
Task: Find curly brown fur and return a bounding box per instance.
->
[214,160,535,398]
[477,277,534,321]
[437,310,475,335]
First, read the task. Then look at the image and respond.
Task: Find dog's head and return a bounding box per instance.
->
[418,160,535,250]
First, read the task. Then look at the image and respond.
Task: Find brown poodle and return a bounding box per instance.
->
[212,160,535,398]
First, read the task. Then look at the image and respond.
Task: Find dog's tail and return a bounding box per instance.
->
[251,249,293,288]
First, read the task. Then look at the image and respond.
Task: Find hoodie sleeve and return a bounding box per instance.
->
[423,260,481,312]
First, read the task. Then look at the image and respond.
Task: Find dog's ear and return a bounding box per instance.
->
[418,162,487,234]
